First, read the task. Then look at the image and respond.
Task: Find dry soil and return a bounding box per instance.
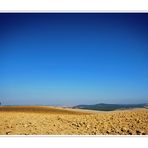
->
[0,106,147,135]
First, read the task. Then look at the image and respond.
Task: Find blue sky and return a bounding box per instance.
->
[0,13,148,106]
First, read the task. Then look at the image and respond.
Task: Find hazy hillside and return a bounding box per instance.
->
[73,103,148,111]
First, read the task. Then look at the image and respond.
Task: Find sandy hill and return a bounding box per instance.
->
[0,106,147,135]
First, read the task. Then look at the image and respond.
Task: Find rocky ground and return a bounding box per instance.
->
[0,106,147,135]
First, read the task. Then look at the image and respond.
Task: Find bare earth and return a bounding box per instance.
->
[0,106,148,135]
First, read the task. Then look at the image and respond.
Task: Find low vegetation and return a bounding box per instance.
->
[73,103,148,111]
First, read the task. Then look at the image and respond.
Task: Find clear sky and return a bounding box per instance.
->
[0,13,148,106]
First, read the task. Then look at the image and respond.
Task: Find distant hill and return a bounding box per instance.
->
[73,103,148,111]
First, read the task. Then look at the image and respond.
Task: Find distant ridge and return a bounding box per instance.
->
[73,103,148,111]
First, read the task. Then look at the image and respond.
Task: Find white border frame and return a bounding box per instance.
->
[0,0,148,148]
[0,0,148,12]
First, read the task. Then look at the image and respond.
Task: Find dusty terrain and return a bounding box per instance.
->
[0,106,148,135]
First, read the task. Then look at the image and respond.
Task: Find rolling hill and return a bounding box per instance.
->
[73,103,148,111]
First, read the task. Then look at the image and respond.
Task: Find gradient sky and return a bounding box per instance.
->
[0,13,148,106]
